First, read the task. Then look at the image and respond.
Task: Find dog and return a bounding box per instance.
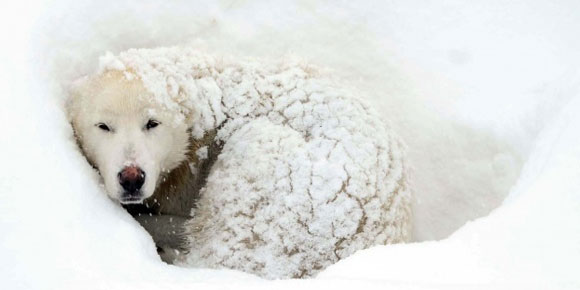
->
[67,47,412,278]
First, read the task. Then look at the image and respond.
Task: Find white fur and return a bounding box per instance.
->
[69,47,412,279]
[68,71,191,202]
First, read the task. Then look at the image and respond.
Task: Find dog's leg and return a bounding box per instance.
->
[134,214,189,263]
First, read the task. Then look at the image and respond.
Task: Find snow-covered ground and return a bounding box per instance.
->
[1,0,579,289]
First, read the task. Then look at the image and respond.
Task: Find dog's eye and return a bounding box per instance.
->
[96,123,111,132]
[146,119,160,130]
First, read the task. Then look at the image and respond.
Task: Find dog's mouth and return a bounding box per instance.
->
[119,193,145,204]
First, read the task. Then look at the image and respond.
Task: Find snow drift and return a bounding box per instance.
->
[1,0,580,289]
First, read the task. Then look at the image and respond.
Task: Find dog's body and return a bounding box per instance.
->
[68,47,412,279]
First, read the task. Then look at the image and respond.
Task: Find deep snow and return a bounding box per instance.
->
[1,0,579,289]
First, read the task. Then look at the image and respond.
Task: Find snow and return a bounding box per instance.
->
[1,0,580,289]
[320,94,580,288]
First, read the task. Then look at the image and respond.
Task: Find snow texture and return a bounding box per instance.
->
[100,47,411,278]
[2,0,580,289]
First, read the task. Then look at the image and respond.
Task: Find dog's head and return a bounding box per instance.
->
[67,71,191,204]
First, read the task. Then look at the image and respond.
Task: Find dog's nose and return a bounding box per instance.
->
[118,166,145,194]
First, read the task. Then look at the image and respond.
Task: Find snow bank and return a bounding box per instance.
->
[1,0,579,289]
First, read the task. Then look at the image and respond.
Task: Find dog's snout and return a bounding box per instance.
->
[118,166,146,194]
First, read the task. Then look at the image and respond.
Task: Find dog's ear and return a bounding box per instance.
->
[65,75,92,126]
[64,76,94,138]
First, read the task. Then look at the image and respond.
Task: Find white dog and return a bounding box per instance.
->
[68,47,412,279]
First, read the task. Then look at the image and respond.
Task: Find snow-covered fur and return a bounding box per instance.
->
[69,47,412,279]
